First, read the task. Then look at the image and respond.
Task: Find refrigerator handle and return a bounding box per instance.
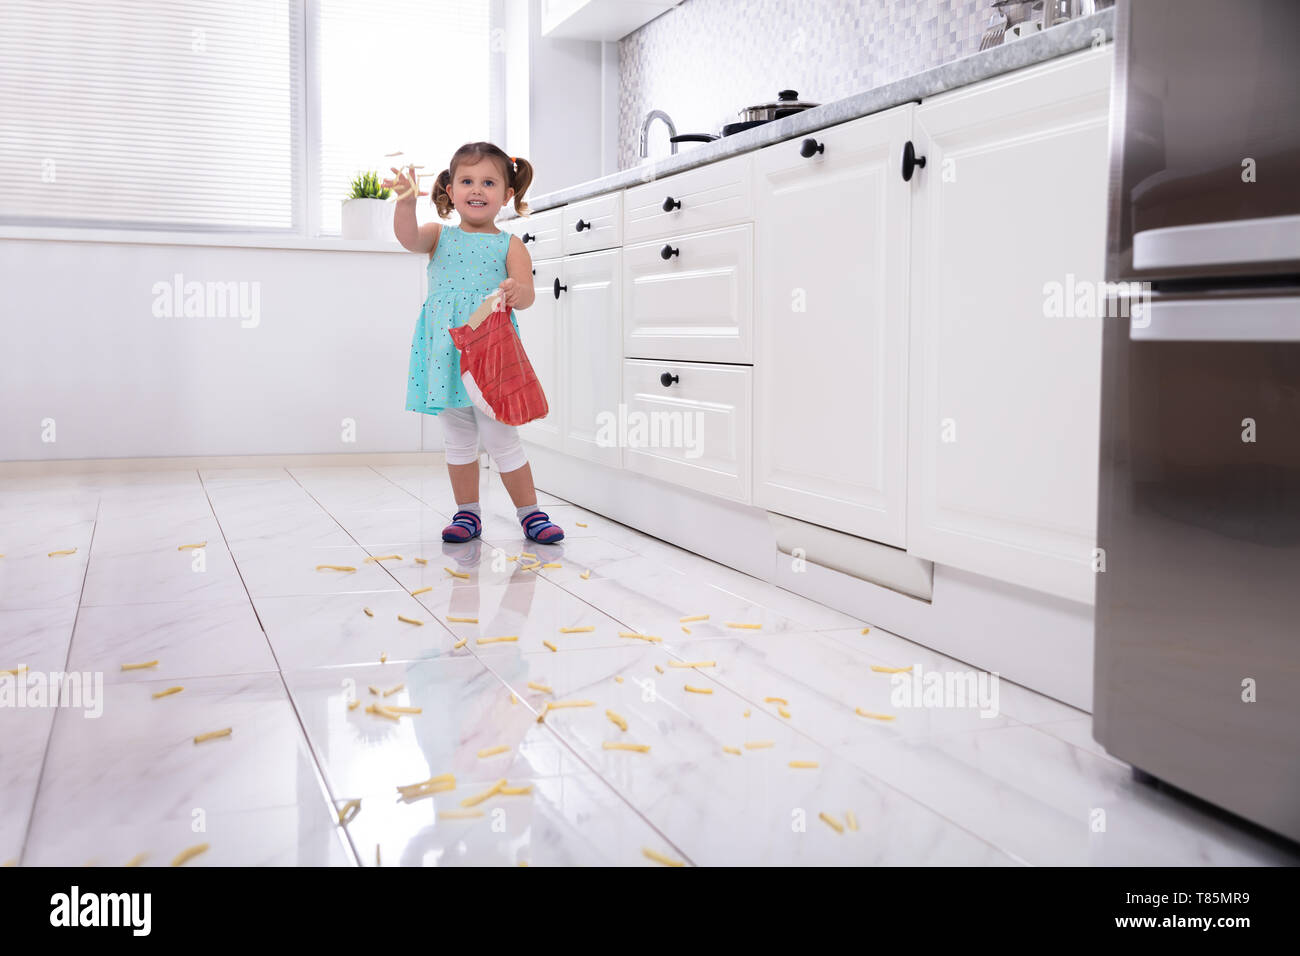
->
[1131,296,1300,342]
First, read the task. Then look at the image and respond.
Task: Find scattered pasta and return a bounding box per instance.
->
[316,564,356,572]
[845,811,859,832]
[477,745,509,758]
[121,660,159,671]
[363,607,374,617]
[870,665,912,674]
[385,705,422,714]
[446,615,478,623]
[579,570,592,580]
[679,614,709,623]
[559,626,594,633]
[365,554,402,563]
[477,635,518,645]
[726,622,761,630]
[47,549,77,557]
[415,557,428,565]
[348,699,360,711]
[669,661,715,669]
[681,626,691,634]
[861,627,871,635]
[543,640,557,652]
[642,848,684,867]
[575,522,588,528]
[151,686,183,700]
[778,707,791,719]
[819,812,844,834]
[460,779,508,808]
[743,741,773,750]
[764,696,788,705]
[170,843,209,867]
[382,683,405,697]
[855,708,896,721]
[337,799,361,824]
[606,709,627,731]
[453,639,468,649]
[411,586,432,596]
[193,728,232,744]
[125,853,148,867]
[618,631,662,643]
[788,761,819,769]
[603,741,650,753]
[526,681,553,693]
[684,684,712,694]
[438,809,484,820]
[177,542,206,550]
[723,746,741,756]
[444,567,469,579]
[397,614,425,625]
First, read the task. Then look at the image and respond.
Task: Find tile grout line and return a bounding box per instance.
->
[15,490,103,866]
[201,466,362,867]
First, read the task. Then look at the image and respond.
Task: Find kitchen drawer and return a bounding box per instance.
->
[624,152,754,244]
[562,192,623,255]
[623,223,753,364]
[621,359,751,503]
[503,207,563,261]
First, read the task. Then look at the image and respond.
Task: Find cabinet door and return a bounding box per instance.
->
[907,48,1111,604]
[753,104,913,546]
[623,223,753,364]
[504,208,563,262]
[622,359,751,502]
[518,257,564,451]
[561,248,622,467]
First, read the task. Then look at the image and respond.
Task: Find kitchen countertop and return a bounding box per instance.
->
[504,8,1114,218]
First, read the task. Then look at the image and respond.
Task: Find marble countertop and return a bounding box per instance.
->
[504,8,1114,219]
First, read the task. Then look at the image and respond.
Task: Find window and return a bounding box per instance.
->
[0,0,503,236]
[315,0,498,235]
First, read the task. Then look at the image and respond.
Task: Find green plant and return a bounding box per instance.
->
[347,170,392,200]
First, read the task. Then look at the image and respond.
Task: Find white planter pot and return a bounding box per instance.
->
[341,197,394,240]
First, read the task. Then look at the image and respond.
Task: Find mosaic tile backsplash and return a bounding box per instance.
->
[618,0,1112,172]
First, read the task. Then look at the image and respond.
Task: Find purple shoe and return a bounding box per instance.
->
[520,510,564,544]
[442,509,482,543]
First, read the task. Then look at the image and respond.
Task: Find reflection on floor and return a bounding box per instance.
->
[2,465,1296,866]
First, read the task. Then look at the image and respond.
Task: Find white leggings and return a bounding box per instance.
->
[439,405,529,473]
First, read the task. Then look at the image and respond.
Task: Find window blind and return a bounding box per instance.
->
[0,0,302,231]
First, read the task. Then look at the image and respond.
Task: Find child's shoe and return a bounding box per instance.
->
[442,509,482,543]
[519,509,564,544]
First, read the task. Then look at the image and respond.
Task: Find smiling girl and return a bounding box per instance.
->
[389,142,563,545]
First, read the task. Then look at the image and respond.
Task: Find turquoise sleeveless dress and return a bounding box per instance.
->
[405,224,520,416]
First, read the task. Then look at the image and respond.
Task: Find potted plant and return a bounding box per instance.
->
[341,170,394,240]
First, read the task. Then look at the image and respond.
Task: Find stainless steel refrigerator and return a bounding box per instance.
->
[1094,0,1300,843]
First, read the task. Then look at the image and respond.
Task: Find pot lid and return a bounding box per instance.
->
[743,89,820,111]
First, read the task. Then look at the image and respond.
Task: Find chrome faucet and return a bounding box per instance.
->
[639,109,678,158]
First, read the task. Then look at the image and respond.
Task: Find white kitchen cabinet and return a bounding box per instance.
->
[517,257,564,451]
[562,193,623,256]
[621,359,752,502]
[559,248,623,467]
[541,0,679,41]
[503,207,563,261]
[623,152,754,244]
[752,104,914,546]
[906,47,1112,604]
[623,223,754,364]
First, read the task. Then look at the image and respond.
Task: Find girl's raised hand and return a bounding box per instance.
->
[383,164,426,202]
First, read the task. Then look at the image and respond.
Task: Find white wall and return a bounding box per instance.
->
[514,0,618,197]
[0,238,436,461]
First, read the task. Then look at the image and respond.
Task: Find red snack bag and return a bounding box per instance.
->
[448,295,549,426]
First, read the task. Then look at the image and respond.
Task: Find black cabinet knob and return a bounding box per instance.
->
[522,232,534,243]
[902,140,927,181]
[660,244,679,260]
[660,372,679,387]
[800,138,824,158]
[662,196,682,212]
[531,268,535,275]
[553,277,567,299]
[575,218,591,232]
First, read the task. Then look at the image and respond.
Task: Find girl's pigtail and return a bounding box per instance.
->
[433,168,454,219]
[509,157,533,217]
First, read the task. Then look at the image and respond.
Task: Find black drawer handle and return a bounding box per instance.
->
[902,140,927,181]
[522,232,534,243]
[662,196,682,212]
[800,138,824,158]
[553,278,567,299]
[660,244,679,260]
[660,372,679,387]
[575,218,591,232]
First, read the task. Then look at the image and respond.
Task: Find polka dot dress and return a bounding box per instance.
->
[405,225,519,416]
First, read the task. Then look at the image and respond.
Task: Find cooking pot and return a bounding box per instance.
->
[670,89,821,144]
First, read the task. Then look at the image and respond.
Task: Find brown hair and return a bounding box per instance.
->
[432,142,533,220]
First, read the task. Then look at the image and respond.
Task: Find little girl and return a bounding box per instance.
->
[388,142,563,545]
